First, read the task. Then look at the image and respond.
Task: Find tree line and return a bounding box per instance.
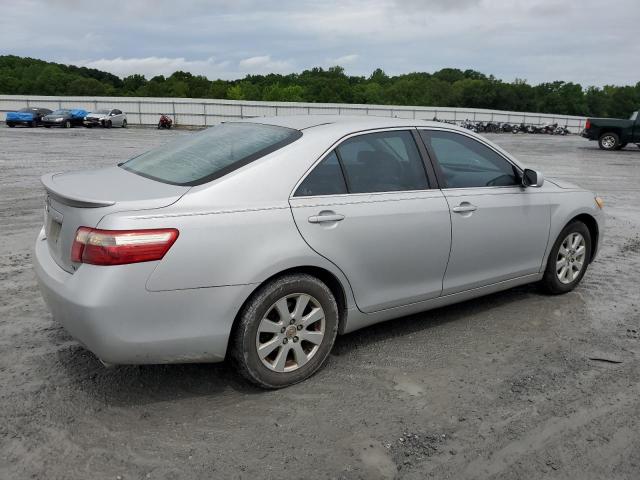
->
[1,55,638,118]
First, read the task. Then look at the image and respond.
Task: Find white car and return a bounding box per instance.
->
[84,109,127,128]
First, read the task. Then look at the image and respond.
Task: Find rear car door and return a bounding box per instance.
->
[290,129,451,313]
[419,129,550,295]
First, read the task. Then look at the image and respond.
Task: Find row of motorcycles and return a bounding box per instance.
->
[435,118,571,135]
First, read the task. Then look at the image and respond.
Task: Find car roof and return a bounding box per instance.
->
[236,114,447,132]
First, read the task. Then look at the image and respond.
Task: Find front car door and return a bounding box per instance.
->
[290,129,452,313]
[419,129,551,295]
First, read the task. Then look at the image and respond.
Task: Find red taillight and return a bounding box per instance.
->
[585,119,591,130]
[71,227,179,266]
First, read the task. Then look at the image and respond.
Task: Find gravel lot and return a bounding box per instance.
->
[1,125,639,480]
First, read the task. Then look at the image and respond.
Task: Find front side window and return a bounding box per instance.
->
[336,130,428,194]
[420,130,520,188]
[121,122,302,186]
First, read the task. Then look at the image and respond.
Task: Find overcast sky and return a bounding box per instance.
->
[1,0,639,86]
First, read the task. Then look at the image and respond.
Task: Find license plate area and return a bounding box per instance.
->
[45,202,64,245]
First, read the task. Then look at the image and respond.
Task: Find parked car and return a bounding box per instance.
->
[34,116,605,388]
[6,107,52,127]
[84,109,127,128]
[582,111,640,150]
[41,109,88,128]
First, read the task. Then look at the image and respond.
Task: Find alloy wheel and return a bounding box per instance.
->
[601,135,616,149]
[255,293,325,373]
[556,232,586,284]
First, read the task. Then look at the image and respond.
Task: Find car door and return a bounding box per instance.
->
[419,129,550,295]
[110,109,122,126]
[289,129,452,313]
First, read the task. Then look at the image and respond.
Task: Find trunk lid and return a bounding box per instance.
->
[41,166,189,272]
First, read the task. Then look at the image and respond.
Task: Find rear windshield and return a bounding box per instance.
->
[120,122,302,186]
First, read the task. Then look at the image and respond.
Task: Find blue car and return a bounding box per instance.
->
[6,107,53,127]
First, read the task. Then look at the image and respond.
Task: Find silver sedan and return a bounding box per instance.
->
[84,108,127,128]
[34,116,605,388]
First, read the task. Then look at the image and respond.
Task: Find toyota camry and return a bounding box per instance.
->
[34,116,605,388]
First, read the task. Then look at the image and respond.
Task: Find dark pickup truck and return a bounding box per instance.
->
[582,111,640,150]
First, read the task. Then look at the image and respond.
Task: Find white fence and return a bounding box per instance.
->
[0,95,587,133]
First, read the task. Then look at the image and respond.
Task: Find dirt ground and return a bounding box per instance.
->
[1,125,639,480]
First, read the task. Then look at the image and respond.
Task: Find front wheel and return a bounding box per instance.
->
[230,274,339,389]
[122,119,127,128]
[598,132,619,150]
[541,221,591,294]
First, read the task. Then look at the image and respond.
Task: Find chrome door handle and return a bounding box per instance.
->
[308,213,345,223]
[452,203,477,213]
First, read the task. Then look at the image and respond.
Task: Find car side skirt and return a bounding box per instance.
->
[342,273,543,334]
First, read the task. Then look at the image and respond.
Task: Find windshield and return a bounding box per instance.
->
[630,112,638,121]
[92,109,110,114]
[120,122,302,186]
[51,109,69,116]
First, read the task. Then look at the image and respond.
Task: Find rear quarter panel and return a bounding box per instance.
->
[97,206,356,308]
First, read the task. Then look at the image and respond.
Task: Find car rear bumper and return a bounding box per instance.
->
[33,228,254,365]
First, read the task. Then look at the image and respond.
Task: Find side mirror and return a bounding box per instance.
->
[522,168,544,188]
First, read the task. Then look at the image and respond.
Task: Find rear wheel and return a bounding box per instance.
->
[541,221,591,294]
[30,120,37,128]
[7,123,15,128]
[64,120,71,129]
[231,274,339,389]
[598,132,619,150]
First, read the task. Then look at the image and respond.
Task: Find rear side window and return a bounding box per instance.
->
[121,122,302,186]
[337,131,428,194]
[295,151,347,196]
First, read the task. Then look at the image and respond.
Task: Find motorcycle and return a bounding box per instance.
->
[158,114,173,129]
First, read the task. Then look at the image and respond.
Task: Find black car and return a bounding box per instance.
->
[6,107,52,127]
[41,109,88,128]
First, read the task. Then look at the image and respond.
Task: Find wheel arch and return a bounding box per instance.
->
[569,213,599,262]
[227,265,350,357]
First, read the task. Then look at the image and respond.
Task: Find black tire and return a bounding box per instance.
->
[7,123,15,128]
[598,132,619,150]
[106,120,112,128]
[64,120,71,129]
[157,122,162,129]
[540,221,592,295]
[44,125,51,128]
[616,143,628,150]
[30,121,37,128]
[122,119,127,128]
[230,274,339,389]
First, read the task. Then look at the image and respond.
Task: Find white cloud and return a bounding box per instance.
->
[328,54,359,66]
[79,57,232,79]
[238,55,294,72]
[2,0,639,86]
